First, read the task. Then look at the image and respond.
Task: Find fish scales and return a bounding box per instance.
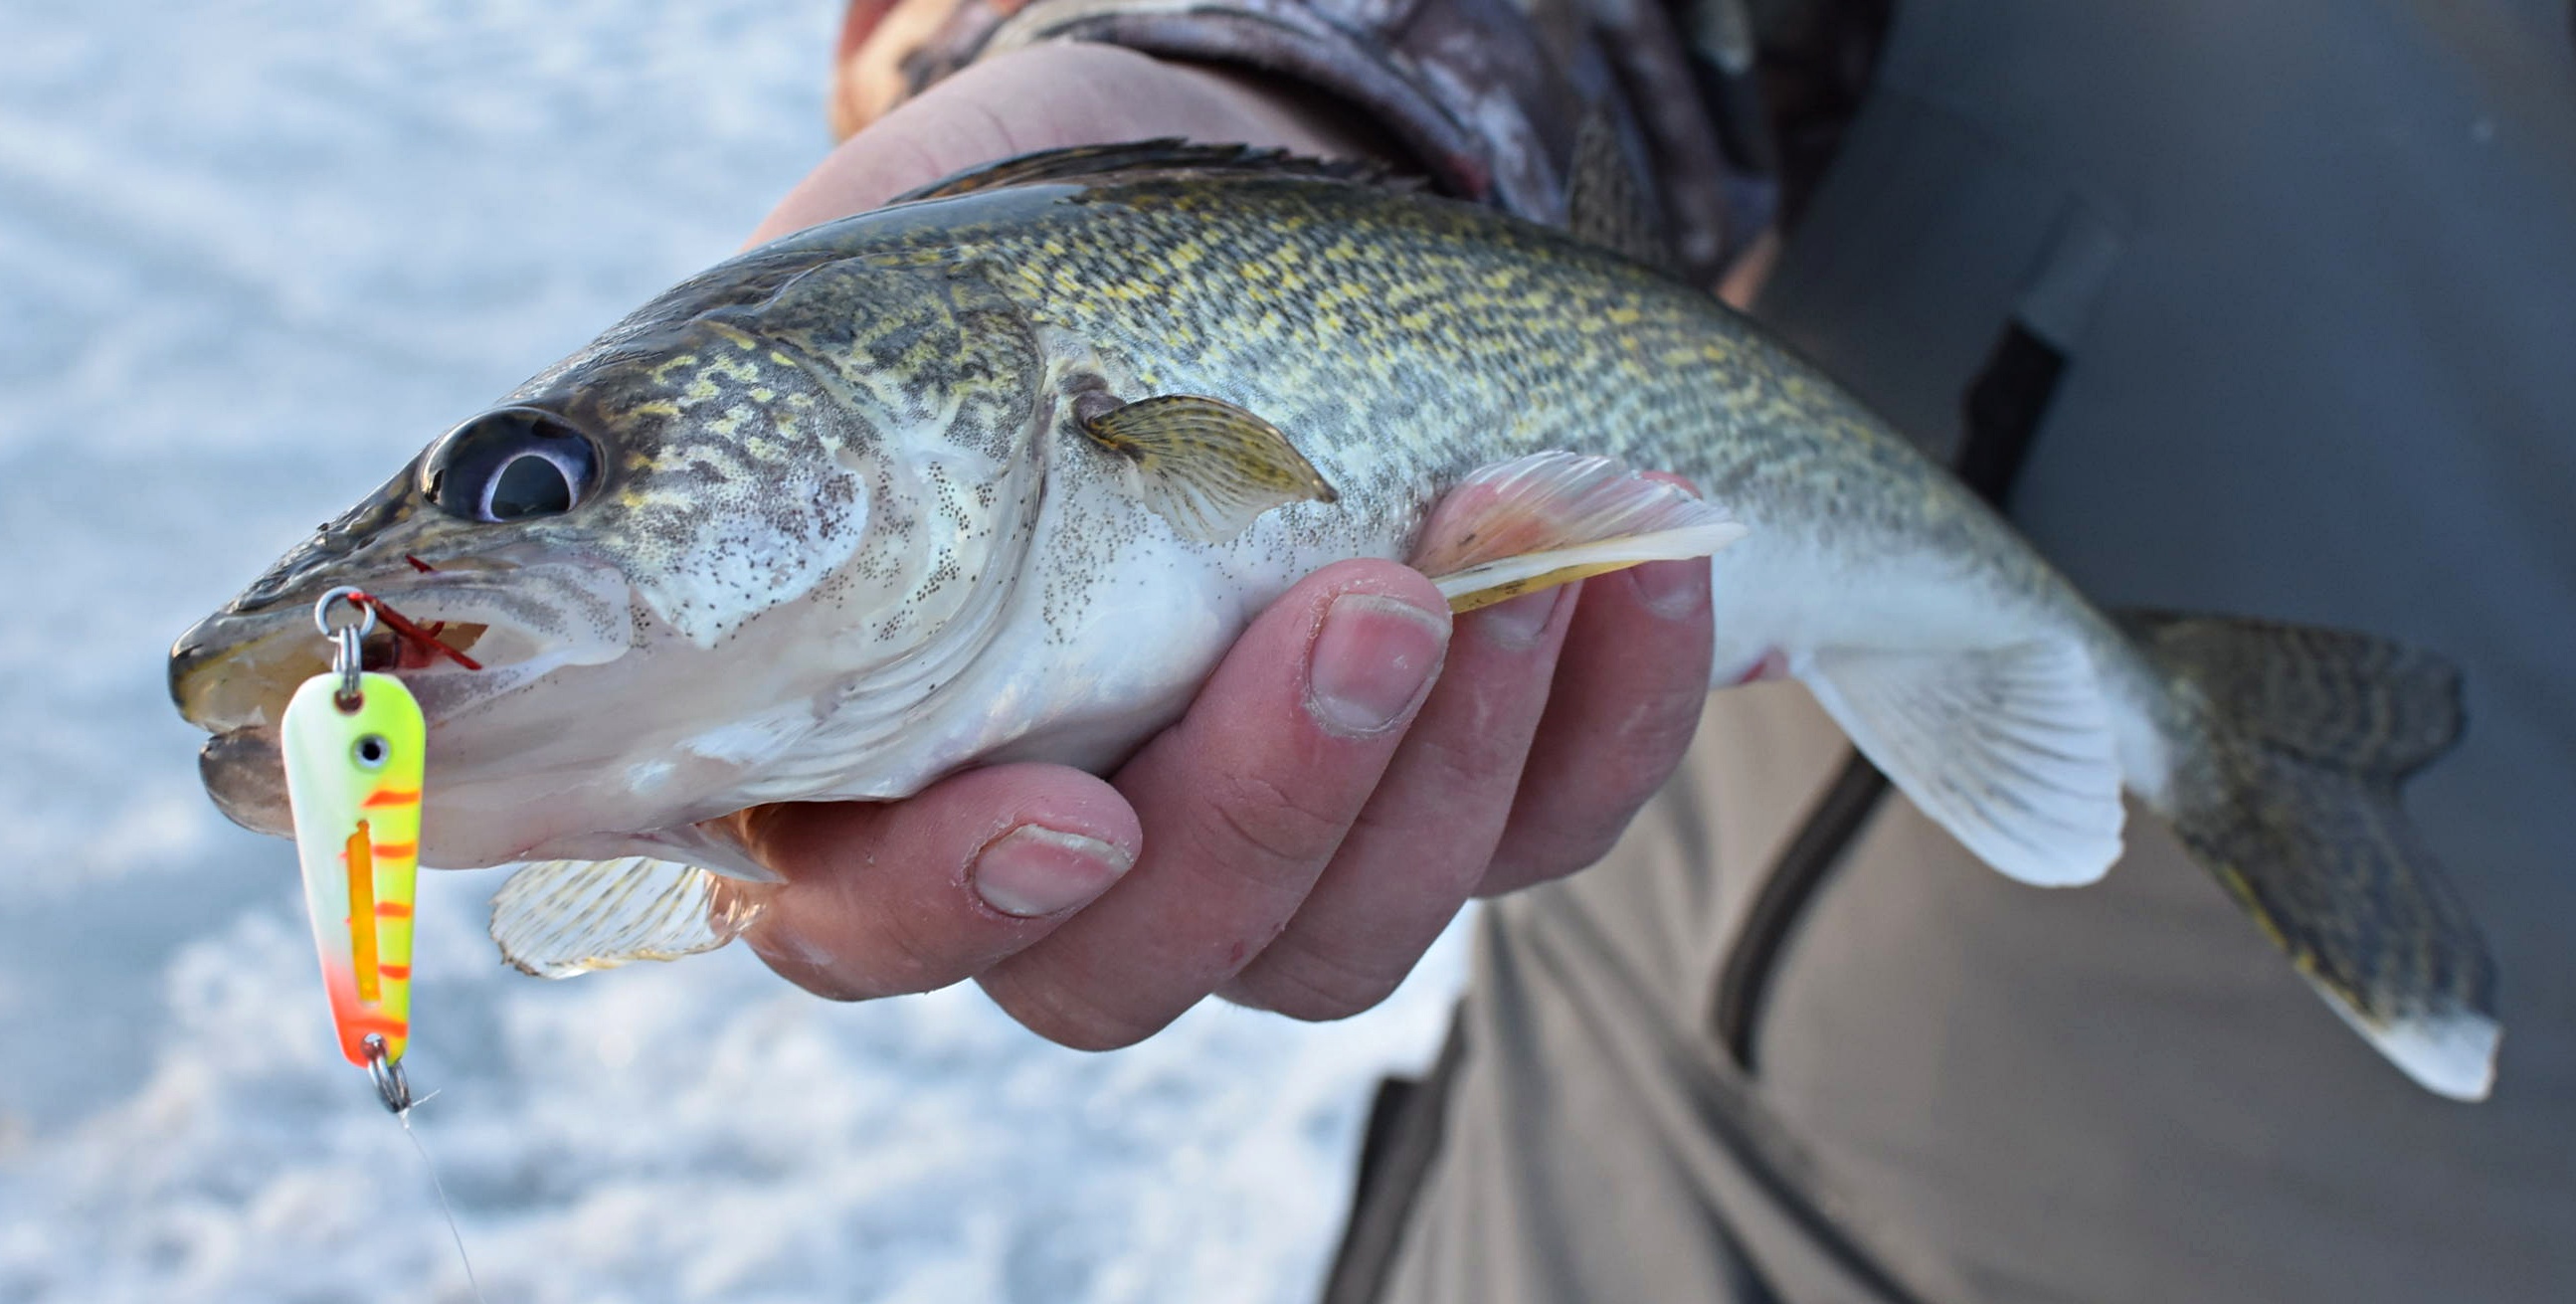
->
[168,149,2501,1100]
[914,174,2120,716]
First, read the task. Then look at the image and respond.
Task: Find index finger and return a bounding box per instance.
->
[736,763,1143,1002]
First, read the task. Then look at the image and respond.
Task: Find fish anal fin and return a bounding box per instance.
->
[489,856,774,979]
[1412,452,1746,613]
[1079,394,1337,543]
[1801,640,2126,887]
[890,140,1404,205]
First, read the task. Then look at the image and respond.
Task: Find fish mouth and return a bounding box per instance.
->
[171,561,635,835]
[171,607,489,731]
[175,600,486,838]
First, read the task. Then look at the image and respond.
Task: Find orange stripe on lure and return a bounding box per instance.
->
[279,591,426,1075]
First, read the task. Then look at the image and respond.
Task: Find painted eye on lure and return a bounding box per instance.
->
[353,733,390,769]
[420,406,601,523]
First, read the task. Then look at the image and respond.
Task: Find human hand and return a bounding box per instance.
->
[729,41,1717,1045]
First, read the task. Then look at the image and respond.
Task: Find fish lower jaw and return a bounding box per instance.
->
[199,725,291,838]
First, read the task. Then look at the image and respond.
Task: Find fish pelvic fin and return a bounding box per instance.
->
[1413,452,1746,612]
[489,856,774,979]
[2123,612,2499,1100]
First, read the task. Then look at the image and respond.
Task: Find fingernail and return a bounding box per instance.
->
[1628,559,1708,621]
[973,825,1134,918]
[1308,592,1449,736]
[1472,586,1563,650]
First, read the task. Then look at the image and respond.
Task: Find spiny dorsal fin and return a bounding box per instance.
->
[1077,393,1338,543]
[890,139,1407,205]
[1565,111,1673,270]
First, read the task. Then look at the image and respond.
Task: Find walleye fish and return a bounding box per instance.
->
[169,143,2497,1099]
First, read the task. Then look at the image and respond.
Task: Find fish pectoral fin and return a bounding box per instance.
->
[488,856,774,979]
[1800,639,2126,887]
[1081,394,1338,543]
[1412,452,1747,613]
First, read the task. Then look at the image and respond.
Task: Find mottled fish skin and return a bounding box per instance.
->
[802,171,2171,766]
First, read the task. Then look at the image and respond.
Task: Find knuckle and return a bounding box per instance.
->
[856,911,964,996]
[748,925,895,1004]
[1635,680,1711,760]
[1198,772,1351,877]
[1027,1008,1157,1052]
[1407,716,1526,795]
[755,880,994,1003]
[776,965,881,1004]
[1483,836,1601,893]
[982,972,1170,1051]
[1586,692,1705,807]
[1237,947,1409,1023]
[1485,802,1641,892]
[1550,819,1633,877]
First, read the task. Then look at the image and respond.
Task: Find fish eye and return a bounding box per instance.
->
[353,734,390,769]
[420,407,602,523]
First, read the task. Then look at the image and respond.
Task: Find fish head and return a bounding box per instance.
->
[173,259,1043,866]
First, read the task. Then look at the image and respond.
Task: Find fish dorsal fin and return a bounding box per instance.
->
[488,856,773,978]
[1410,452,1747,612]
[890,139,1404,205]
[1800,640,2127,886]
[1078,393,1338,542]
[1565,111,1672,270]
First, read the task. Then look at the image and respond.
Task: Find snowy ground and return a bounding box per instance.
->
[0,4,1464,1300]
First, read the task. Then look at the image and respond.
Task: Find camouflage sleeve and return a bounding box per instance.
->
[826,0,1777,283]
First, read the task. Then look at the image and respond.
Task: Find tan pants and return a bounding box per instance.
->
[1360,686,2569,1302]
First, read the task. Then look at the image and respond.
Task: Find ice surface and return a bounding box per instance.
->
[0,4,1465,1299]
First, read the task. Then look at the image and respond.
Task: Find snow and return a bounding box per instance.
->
[0,3,1465,1299]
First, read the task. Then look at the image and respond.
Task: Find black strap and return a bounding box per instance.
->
[1713,752,1893,1068]
[1712,319,2068,1070]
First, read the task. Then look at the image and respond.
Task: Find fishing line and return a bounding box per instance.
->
[392,1097,489,1304]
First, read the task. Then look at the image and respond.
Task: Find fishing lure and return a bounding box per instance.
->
[279,587,424,1113]
[276,589,490,1298]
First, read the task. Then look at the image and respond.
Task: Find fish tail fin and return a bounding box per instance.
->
[2122,612,2499,1100]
